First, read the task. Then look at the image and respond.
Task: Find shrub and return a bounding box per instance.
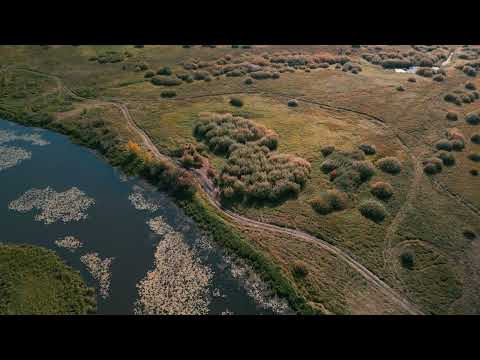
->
[144,70,155,78]
[463,230,477,240]
[376,157,402,174]
[321,159,338,173]
[358,200,388,223]
[444,93,462,106]
[408,77,417,83]
[423,158,443,175]
[400,251,415,270]
[287,99,299,107]
[466,82,476,90]
[230,97,244,107]
[161,90,177,98]
[291,261,309,279]
[244,77,254,85]
[358,143,376,155]
[433,74,445,82]
[352,160,376,181]
[446,111,458,121]
[463,65,477,77]
[437,151,455,166]
[435,139,453,151]
[471,133,480,144]
[370,181,394,200]
[452,139,465,151]
[396,85,405,92]
[151,76,182,86]
[251,71,272,80]
[468,152,480,162]
[470,169,479,176]
[321,145,335,157]
[416,67,433,77]
[466,112,480,125]
[310,190,348,215]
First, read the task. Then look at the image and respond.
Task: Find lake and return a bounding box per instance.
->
[0,118,286,315]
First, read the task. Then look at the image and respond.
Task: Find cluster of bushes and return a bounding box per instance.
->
[376,157,402,174]
[358,143,376,155]
[437,151,456,166]
[91,51,125,64]
[194,113,310,202]
[310,189,348,215]
[468,152,480,162]
[161,90,177,98]
[342,62,362,74]
[176,143,203,168]
[444,88,479,106]
[362,47,449,69]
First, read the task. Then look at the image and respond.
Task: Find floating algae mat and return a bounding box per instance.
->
[0,118,286,315]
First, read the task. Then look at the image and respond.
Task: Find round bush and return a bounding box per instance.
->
[161,90,177,98]
[435,139,453,151]
[470,169,479,176]
[466,82,476,90]
[144,70,155,78]
[471,133,480,144]
[321,145,335,157]
[287,99,299,107]
[433,74,445,82]
[396,85,405,92]
[370,181,394,200]
[291,261,309,279]
[466,113,480,125]
[446,111,458,121]
[468,152,480,162]
[463,65,477,77]
[156,67,172,76]
[230,97,244,107]
[400,251,415,270]
[321,159,338,173]
[358,143,376,155]
[408,77,417,83]
[244,77,254,85]
[437,151,455,166]
[463,230,477,240]
[444,93,461,106]
[310,190,348,215]
[358,200,388,223]
[376,157,402,174]
[452,139,465,151]
[423,158,443,175]
[353,161,376,181]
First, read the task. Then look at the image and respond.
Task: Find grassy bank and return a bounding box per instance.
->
[0,244,96,315]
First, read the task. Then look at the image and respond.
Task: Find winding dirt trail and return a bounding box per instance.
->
[13,67,425,315]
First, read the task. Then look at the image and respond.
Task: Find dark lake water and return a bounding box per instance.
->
[0,118,274,315]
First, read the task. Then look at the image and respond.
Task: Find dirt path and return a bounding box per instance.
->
[13,67,424,315]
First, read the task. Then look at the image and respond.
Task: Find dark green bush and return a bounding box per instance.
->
[321,159,338,173]
[437,151,455,166]
[358,200,388,223]
[151,76,182,87]
[433,74,445,82]
[466,82,476,90]
[161,90,177,98]
[144,70,155,78]
[466,112,480,125]
[352,160,376,181]
[376,157,402,174]
[244,77,254,85]
[435,139,453,151]
[400,251,415,270]
[444,93,462,106]
[291,261,309,279]
[287,99,299,107]
[471,133,480,144]
[310,190,348,215]
[358,143,376,155]
[468,152,480,162]
[446,111,458,121]
[156,67,172,76]
[321,145,335,157]
[452,139,465,151]
[471,169,479,176]
[230,97,244,107]
[370,181,394,200]
[396,85,405,92]
[423,158,443,175]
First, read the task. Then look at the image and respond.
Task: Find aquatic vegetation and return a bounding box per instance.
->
[0,129,50,146]
[54,236,83,251]
[0,145,31,172]
[8,187,95,224]
[147,215,175,237]
[128,191,160,212]
[80,252,114,299]
[223,256,291,314]
[134,231,213,315]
